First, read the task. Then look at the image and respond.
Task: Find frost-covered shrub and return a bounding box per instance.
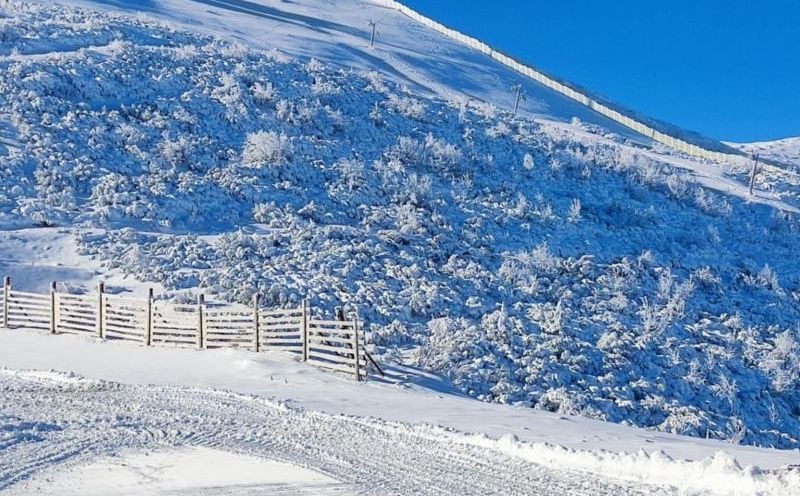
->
[567,198,581,222]
[241,131,292,167]
[385,93,425,119]
[522,153,535,171]
[250,81,276,103]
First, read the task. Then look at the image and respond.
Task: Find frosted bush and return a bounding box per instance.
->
[385,93,425,119]
[218,41,248,58]
[368,102,382,124]
[423,134,460,170]
[173,43,198,60]
[241,131,292,167]
[485,122,510,139]
[362,70,387,93]
[306,57,324,73]
[567,198,581,222]
[522,153,534,171]
[250,81,276,103]
[311,76,339,95]
[691,266,720,287]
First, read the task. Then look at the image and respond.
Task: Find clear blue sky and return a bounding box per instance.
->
[402,0,800,143]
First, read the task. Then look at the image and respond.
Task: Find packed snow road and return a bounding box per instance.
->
[0,370,674,495]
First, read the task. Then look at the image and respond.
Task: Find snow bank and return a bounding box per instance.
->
[359,420,800,495]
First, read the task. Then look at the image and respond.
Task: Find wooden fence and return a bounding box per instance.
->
[0,277,367,381]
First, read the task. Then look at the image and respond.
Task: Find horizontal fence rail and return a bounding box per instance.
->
[0,278,368,381]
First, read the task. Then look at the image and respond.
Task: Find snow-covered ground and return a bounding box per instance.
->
[1,1,799,492]
[728,138,800,168]
[11,447,350,495]
[1,329,799,495]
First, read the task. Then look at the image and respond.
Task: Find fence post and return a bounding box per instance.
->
[49,281,57,334]
[3,276,9,328]
[352,316,361,382]
[96,282,104,339]
[145,288,153,346]
[302,299,309,362]
[253,293,260,353]
[748,154,760,196]
[197,293,205,350]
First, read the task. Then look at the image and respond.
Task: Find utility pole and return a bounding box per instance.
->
[512,83,526,118]
[368,20,377,48]
[748,154,760,196]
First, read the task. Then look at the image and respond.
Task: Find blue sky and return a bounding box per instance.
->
[402,0,800,143]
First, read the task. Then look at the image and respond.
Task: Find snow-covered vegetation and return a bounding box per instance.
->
[1,2,799,450]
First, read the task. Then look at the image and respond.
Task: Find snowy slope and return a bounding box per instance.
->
[2,331,799,495]
[0,0,799,473]
[12,0,800,211]
[728,137,800,168]
[31,0,649,140]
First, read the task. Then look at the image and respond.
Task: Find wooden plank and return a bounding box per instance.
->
[204,324,253,330]
[261,338,302,346]
[105,321,143,333]
[151,334,197,344]
[308,350,354,365]
[56,314,95,324]
[57,305,96,315]
[307,358,357,375]
[260,320,302,329]
[102,293,147,305]
[58,324,96,335]
[105,329,143,341]
[259,308,302,317]
[105,307,146,318]
[8,290,49,300]
[261,331,303,342]
[7,300,50,312]
[153,329,197,335]
[154,303,197,312]
[205,332,253,339]
[262,345,302,352]
[206,335,253,341]
[308,319,356,328]
[307,334,353,345]
[8,311,50,319]
[309,342,355,355]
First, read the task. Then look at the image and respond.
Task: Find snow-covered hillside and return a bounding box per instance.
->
[1,0,799,466]
[729,138,800,168]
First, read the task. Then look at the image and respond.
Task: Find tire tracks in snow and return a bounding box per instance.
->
[0,371,676,495]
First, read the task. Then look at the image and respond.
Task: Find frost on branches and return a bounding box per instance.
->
[2,2,800,449]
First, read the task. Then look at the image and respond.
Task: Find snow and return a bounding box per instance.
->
[0,0,799,451]
[1,330,799,495]
[0,2,799,491]
[9,447,350,495]
[728,137,800,168]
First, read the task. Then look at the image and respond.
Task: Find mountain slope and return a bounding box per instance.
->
[1,0,799,453]
[728,137,800,168]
